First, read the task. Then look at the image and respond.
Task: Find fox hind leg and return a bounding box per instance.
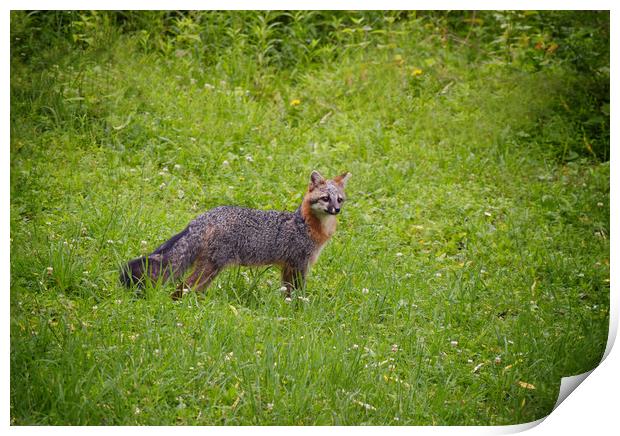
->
[172,257,220,299]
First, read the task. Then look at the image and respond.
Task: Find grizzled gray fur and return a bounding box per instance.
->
[192,206,315,268]
[120,170,351,299]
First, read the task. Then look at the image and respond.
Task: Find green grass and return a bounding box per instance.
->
[10,11,609,425]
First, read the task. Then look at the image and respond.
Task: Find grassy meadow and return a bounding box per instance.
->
[10,11,610,425]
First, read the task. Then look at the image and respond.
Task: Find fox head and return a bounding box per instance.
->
[305,170,351,216]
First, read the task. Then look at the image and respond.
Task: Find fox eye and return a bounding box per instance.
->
[337,197,343,203]
[321,196,329,202]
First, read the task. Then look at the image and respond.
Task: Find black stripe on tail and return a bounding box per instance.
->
[152,226,189,255]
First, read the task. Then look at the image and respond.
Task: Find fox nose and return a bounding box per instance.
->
[328,207,340,215]
[335,207,340,214]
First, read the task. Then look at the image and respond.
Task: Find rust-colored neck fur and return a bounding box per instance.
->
[301,195,336,245]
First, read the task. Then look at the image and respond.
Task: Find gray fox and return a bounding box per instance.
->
[120,170,351,299]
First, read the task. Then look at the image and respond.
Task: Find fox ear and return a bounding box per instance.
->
[309,170,325,189]
[334,172,352,188]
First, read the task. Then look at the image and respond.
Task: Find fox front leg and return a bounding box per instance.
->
[281,265,306,298]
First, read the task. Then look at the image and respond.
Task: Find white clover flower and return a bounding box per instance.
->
[472,362,484,373]
[362,288,369,294]
[353,399,376,411]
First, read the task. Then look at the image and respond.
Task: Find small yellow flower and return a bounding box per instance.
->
[290,99,301,106]
[411,68,423,77]
[547,42,559,54]
[517,381,536,390]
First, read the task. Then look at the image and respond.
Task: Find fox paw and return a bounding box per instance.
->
[171,286,190,300]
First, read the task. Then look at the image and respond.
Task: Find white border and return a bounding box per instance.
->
[4,2,617,434]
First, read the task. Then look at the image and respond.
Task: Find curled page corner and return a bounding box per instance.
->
[552,370,594,411]
[497,369,598,434]
[507,307,617,432]
[550,325,614,413]
[550,304,618,412]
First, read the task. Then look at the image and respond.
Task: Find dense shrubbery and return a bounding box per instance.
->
[11,10,609,160]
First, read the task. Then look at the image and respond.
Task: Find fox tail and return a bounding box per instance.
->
[119,226,196,287]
